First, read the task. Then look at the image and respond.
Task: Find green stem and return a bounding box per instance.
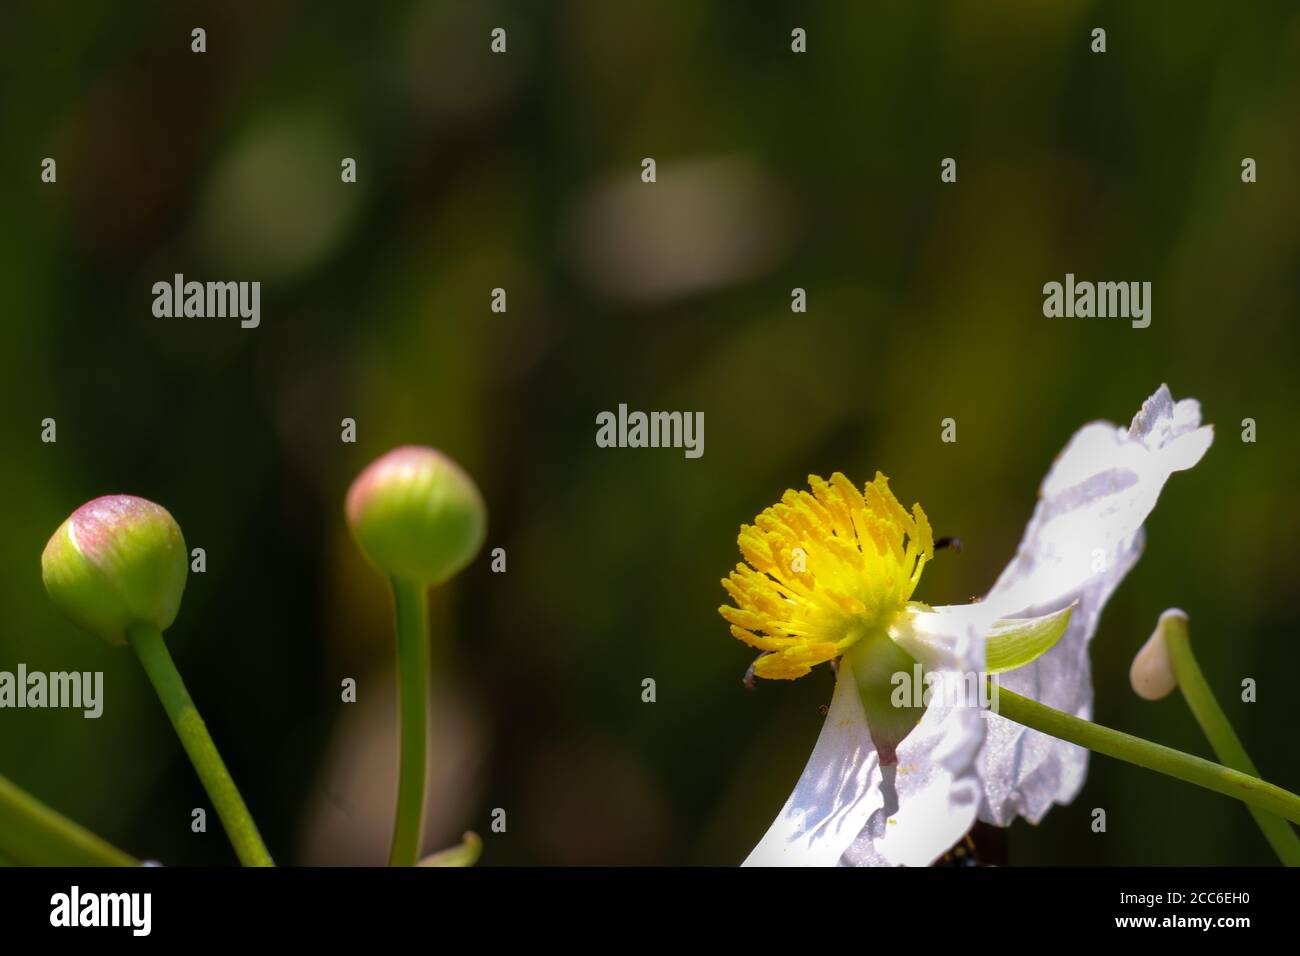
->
[1160,616,1300,865]
[0,772,137,866]
[994,684,1300,826]
[126,624,273,867]
[388,575,430,866]
[417,831,482,867]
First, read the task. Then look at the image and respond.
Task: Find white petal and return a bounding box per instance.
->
[841,627,987,867]
[892,602,999,671]
[747,620,987,867]
[743,660,884,866]
[840,693,984,867]
[975,385,1212,825]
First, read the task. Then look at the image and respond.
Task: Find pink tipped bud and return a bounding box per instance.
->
[42,495,188,645]
[346,446,487,586]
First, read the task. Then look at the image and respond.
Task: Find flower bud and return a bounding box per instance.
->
[41,495,189,645]
[346,446,487,586]
[1130,608,1187,701]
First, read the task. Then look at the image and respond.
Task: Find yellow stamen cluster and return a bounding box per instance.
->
[719,472,933,680]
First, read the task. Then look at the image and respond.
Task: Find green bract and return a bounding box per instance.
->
[346,445,487,586]
[984,602,1075,675]
[41,495,189,645]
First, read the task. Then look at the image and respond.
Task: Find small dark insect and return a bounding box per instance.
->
[932,822,1007,867]
[935,536,963,553]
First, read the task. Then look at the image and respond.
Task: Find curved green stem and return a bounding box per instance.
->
[127,624,273,866]
[1159,616,1300,865]
[418,831,482,867]
[388,575,430,866]
[994,685,1300,826]
[0,772,136,866]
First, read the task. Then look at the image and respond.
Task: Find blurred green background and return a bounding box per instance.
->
[1,1,1297,866]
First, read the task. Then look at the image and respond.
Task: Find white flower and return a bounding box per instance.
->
[743,385,1213,866]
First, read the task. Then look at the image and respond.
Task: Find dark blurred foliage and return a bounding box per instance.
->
[0,1,1297,866]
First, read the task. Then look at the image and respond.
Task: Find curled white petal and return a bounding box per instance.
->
[743,659,885,866]
[746,614,986,867]
[839,695,983,867]
[975,385,1212,825]
[841,622,986,867]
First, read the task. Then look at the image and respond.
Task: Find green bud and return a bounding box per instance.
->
[41,495,189,645]
[345,446,487,586]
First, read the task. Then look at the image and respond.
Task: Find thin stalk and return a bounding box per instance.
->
[1160,616,1300,865]
[0,772,136,866]
[418,831,482,867]
[388,575,430,866]
[127,624,273,866]
[994,685,1300,826]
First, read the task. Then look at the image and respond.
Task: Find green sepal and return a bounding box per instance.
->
[985,602,1075,674]
[845,629,927,765]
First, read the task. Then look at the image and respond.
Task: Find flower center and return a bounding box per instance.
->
[719,472,933,680]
